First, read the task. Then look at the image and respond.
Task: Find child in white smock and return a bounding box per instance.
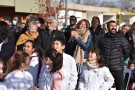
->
[78,47,114,90]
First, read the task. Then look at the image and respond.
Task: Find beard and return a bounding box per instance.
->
[109,28,117,35]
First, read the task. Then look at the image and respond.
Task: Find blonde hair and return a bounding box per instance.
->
[74,19,90,31]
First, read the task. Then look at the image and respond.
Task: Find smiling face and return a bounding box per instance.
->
[108,21,117,35]
[109,22,117,34]
[79,21,87,34]
[28,25,37,35]
[52,40,65,54]
[23,41,35,56]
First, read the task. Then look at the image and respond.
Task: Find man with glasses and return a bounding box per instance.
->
[39,16,65,55]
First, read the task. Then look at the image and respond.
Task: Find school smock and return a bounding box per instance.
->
[27,52,39,85]
[78,65,114,90]
[0,82,7,90]
[39,65,53,90]
[61,53,78,90]
[5,70,33,90]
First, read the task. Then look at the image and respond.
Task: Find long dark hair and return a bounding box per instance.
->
[91,16,100,26]
[130,22,135,32]
[24,40,37,53]
[75,19,90,30]
[45,49,63,73]
[89,47,105,67]
[0,21,9,43]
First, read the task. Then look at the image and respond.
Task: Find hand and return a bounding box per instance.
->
[71,31,79,39]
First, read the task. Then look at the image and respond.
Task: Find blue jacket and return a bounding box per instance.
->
[76,34,92,59]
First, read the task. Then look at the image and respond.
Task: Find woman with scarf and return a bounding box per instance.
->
[78,47,114,90]
[71,19,92,74]
[16,21,39,51]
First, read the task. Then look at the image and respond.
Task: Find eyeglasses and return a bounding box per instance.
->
[46,22,54,25]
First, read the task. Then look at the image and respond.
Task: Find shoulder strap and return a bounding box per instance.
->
[31,55,42,83]
[37,56,42,80]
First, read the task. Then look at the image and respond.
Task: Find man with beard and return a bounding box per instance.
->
[98,20,130,90]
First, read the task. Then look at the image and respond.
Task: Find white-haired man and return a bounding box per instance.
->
[39,16,65,54]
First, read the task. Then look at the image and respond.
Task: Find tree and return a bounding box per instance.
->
[35,0,64,19]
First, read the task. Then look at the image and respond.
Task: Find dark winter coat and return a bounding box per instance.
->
[98,33,130,71]
[39,29,65,54]
[90,25,105,47]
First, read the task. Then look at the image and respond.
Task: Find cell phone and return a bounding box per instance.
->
[76,29,83,35]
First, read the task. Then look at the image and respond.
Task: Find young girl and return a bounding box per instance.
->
[0,58,7,90]
[23,40,42,86]
[78,47,114,90]
[39,48,64,90]
[128,60,135,90]
[5,51,34,90]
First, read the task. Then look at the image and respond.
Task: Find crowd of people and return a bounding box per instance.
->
[0,14,134,90]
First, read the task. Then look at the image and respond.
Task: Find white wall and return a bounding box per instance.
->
[87,11,103,25]
[98,13,103,25]
[57,10,84,29]
[130,16,135,25]
[58,9,117,28]
[82,12,87,19]
[103,15,116,24]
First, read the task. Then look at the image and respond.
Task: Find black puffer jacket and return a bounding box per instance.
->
[98,33,130,71]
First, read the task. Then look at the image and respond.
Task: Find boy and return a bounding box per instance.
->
[52,38,78,90]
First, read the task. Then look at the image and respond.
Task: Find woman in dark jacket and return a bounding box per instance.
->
[90,16,105,47]
[125,22,135,60]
